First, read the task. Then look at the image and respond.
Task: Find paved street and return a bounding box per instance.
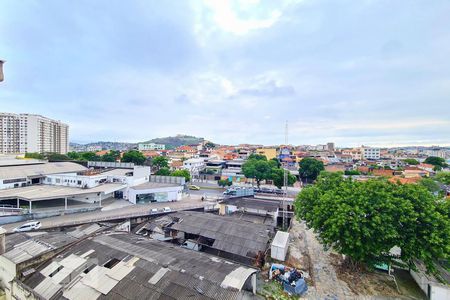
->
[1,195,207,233]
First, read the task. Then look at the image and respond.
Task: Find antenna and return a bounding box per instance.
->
[283,120,288,229]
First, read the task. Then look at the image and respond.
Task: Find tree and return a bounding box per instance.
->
[204,142,216,149]
[247,154,267,161]
[295,172,449,274]
[270,158,281,168]
[155,167,171,176]
[298,158,324,183]
[242,158,272,187]
[419,178,440,194]
[67,151,82,160]
[218,179,232,187]
[151,156,169,172]
[403,158,419,165]
[171,169,191,182]
[46,153,70,161]
[271,168,296,189]
[435,172,450,185]
[24,152,44,160]
[101,150,120,162]
[344,170,360,175]
[424,156,448,168]
[121,150,146,165]
[81,152,101,161]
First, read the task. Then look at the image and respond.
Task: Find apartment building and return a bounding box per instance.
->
[138,142,165,151]
[0,113,69,154]
[361,146,381,160]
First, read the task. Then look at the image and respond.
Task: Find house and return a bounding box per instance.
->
[372,169,395,177]
[255,148,277,160]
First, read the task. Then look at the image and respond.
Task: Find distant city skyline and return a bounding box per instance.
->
[1,1,449,146]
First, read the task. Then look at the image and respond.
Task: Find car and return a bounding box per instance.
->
[163,207,171,212]
[13,221,41,232]
[188,185,200,190]
[150,208,158,214]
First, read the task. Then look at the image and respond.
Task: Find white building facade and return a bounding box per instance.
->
[138,143,165,151]
[0,113,69,154]
[361,147,381,160]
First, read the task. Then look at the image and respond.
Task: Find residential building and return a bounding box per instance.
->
[255,148,277,160]
[361,146,381,160]
[0,113,69,154]
[138,142,165,151]
[182,157,206,174]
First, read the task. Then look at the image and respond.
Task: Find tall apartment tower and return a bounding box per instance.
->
[0,113,69,154]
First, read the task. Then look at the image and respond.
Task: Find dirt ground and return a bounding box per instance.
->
[284,219,426,299]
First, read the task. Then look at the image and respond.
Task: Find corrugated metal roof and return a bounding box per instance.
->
[0,161,87,180]
[34,277,61,299]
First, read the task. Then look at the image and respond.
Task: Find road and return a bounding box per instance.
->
[1,195,208,233]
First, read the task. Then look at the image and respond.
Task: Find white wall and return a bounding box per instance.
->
[127,185,183,204]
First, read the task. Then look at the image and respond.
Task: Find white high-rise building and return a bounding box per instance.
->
[361,146,381,160]
[0,113,69,154]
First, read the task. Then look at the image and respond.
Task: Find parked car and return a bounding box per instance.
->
[188,185,201,190]
[150,208,158,214]
[163,207,171,213]
[13,221,41,232]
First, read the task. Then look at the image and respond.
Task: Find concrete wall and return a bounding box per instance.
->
[128,186,183,204]
[410,269,450,300]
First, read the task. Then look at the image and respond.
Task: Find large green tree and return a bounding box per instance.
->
[271,168,296,189]
[24,152,44,160]
[295,172,449,274]
[403,158,419,165]
[171,169,191,182]
[81,152,101,161]
[151,156,169,172]
[435,172,450,185]
[155,167,171,176]
[424,156,448,168]
[101,150,120,162]
[242,158,272,187]
[298,157,324,183]
[121,150,146,165]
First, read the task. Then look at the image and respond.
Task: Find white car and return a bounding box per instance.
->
[163,207,171,213]
[13,221,41,232]
[150,208,158,214]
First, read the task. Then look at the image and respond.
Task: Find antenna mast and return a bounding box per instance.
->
[283,120,288,229]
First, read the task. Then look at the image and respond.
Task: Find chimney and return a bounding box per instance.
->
[0,60,4,82]
[0,227,6,255]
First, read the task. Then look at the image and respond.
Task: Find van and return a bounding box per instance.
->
[150,208,158,214]
[163,207,171,213]
[13,221,41,232]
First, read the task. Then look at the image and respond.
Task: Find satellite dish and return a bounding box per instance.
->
[0,60,4,82]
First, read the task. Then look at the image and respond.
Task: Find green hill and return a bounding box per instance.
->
[142,135,204,150]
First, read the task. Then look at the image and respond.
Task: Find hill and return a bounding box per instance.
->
[142,135,204,149]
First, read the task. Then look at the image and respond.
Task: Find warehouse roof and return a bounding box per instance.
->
[23,232,257,300]
[0,183,126,201]
[0,161,87,180]
[166,211,271,259]
[220,197,280,212]
[131,181,181,190]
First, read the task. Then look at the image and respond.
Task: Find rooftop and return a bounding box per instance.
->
[220,197,280,212]
[22,232,257,300]
[131,181,181,190]
[0,161,87,180]
[0,183,126,201]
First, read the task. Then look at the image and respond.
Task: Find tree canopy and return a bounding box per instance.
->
[171,169,191,182]
[435,172,450,185]
[155,167,171,176]
[24,152,44,160]
[121,150,146,165]
[403,158,419,165]
[295,172,449,274]
[218,179,232,187]
[298,157,324,182]
[271,168,296,189]
[151,156,169,172]
[424,156,448,168]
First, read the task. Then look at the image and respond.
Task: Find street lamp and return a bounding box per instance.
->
[0,60,4,82]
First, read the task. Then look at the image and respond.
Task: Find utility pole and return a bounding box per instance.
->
[283,120,288,229]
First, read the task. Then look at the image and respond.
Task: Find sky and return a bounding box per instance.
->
[1,0,449,147]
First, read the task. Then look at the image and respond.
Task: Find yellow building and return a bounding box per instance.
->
[255,148,277,160]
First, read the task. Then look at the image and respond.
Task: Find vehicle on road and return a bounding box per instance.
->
[188,185,201,190]
[150,208,158,214]
[13,221,41,232]
[163,207,171,212]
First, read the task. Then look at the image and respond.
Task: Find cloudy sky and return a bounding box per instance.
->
[1,0,449,147]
